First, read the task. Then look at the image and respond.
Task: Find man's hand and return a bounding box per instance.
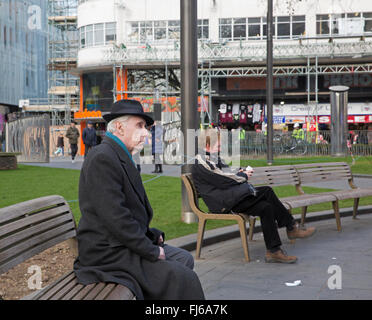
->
[158,235,164,245]
[158,246,166,260]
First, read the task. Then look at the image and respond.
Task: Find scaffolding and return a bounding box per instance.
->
[47,0,79,125]
[109,35,372,125]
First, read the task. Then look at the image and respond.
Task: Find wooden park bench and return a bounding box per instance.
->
[246,164,338,238]
[0,195,135,300]
[181,174,256,262]
[293,162,372,231]
[183,164,343,261]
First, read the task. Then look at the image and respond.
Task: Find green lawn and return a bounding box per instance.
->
[1,160,372,240]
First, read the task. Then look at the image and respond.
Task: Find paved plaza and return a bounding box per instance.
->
[23,157,372,300]
[189,213,372,300]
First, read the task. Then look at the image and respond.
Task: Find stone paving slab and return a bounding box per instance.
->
[192,214,372,300]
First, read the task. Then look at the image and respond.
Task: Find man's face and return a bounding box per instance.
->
[115,116,149,153]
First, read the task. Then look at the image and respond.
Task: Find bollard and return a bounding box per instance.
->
[329,85,349,157]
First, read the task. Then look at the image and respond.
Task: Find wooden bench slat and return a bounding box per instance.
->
[0,204,72,238]
[83,282,107,300]
[0,212,74,251]
[0,230,76,274]
[297,166,350,174]
[294,162,348,168]
[72,283,97,300]
[0,223,76,263]
[61,283,85,300]
[0,195,66,224]
[22,271,75,300]
[93,283,116,300]
[105,284,135,300]
[38,272,77,300]
[48,276,79,300]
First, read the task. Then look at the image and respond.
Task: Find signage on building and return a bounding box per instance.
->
[19,99,30,109]
[227,76,299,91]
[74,109,103,120]
[323,74,372,88]
[274,103,372,117]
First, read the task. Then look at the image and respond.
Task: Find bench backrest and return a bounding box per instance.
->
[248,165,300,187]
[293,162,353,185]
[0,195,77,275]
[181,174,207,217]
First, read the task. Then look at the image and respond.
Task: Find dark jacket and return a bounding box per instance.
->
[151,125,163,155]
[82,127,97,147]
[191,154,256,213]
[57,136,64,148]
[74,136,204,300]
[66,126,80,145]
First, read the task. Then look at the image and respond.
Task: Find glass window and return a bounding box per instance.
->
[168,20,180,40]
[233,18,246,40]
[154,21,166,40]
[219,18,232,40]
[128,22,139,42]
[332,14,345,35]
[248,23,260,39]
[198,19,209,40]
[317,14,330,35]
[80,26,85,48]
[364,12,372,33]
[83,72,114,112]
[94,23,104,45]
[276,16,290,38]
[292,15,305,37]
[86,25,93,46]
[105,22,116,44]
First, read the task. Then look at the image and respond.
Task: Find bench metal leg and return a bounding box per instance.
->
[332,201,342,231]
[353,198,360,220]
[300,206,308,227]
[196,218,206,259]
[238,219,250,262]
[248,217,256,241]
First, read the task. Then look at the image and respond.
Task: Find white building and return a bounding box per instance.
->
[75,0,372,131]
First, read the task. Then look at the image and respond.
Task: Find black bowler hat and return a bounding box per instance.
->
[103,99,154,126]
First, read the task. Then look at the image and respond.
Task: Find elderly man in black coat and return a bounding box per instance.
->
[73,99,205,300]
[191,128,316,264]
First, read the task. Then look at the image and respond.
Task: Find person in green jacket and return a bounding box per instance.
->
[66,121,80,163]
[292,123,304,140]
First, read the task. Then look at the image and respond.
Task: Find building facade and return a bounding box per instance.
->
[75,0,372,136]
[0,0,48,108]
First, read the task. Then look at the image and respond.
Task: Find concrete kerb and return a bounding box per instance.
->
[167,205,372,252]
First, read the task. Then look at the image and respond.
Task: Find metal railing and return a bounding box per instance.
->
[239,130,372,158]
[104,37,372,65]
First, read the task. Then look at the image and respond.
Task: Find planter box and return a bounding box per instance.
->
[0,152,22,170]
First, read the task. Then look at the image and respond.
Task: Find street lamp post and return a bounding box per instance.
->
[266,0,274,165]
[180,0,198,223]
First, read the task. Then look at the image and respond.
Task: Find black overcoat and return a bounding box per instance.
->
[73,136,205,300]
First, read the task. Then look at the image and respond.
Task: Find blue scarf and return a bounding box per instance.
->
[105,131,135,166]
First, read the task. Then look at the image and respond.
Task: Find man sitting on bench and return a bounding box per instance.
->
[191,129,316,264]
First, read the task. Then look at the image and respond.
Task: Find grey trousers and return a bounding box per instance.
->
[163,244,194,270]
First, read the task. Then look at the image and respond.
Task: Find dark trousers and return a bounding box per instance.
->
[70,144,78,160]
[232,186,295,251]
[84,145,93,158]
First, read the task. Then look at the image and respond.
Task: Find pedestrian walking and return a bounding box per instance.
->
[54,132,65,156]
[82,121,97,159]
[66,121,80,163]
[151,121,164,173]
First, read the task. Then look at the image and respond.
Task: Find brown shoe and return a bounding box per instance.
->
[287,224,316,240]
[265,249,297,264]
